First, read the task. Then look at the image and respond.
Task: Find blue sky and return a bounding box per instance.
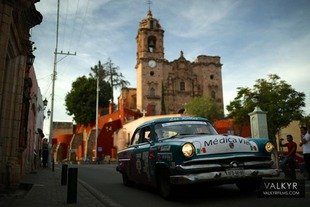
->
[32,0,310,123]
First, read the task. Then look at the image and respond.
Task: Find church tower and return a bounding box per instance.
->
[136,10,165,114]
[135,9,224,116]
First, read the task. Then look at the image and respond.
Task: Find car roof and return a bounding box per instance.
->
[137,116,210,129]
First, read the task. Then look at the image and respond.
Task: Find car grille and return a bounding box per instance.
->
[177,155,273,173]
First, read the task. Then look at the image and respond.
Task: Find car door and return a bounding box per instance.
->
[130,126,152,184]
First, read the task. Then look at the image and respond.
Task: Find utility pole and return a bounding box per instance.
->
[49,0,76,168]
[95,77,99,161]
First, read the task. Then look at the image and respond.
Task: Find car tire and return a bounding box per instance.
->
[157,168,174,200]
[236,178,262,192]
[122,173,134,187]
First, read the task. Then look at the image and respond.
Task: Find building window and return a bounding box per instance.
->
[148,36,156,52]
[211,90,216,99]
[210,75,214,80]
[149,87,156,97]
[180,82,185,91]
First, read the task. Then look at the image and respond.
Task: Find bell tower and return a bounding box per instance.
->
[136,10,164,60]
[136,10,165,114]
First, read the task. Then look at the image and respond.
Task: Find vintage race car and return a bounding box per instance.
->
[116,116,279,199]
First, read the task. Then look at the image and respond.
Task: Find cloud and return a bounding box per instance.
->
[32,0,310,123]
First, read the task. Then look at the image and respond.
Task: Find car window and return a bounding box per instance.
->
[131,129,141,145]
[141,126,151,143]
[131,127,152,145]
[155,121,217,139]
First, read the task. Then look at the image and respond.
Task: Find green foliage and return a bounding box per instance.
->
[185,96,224,122]
[65,59,130,125]
[91,58,130,103]
[65,72,112,125]
[226,74,305,141]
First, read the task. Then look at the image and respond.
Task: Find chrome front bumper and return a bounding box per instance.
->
[170,168,280,184]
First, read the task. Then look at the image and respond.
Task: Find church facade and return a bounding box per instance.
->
[132,10,224,115]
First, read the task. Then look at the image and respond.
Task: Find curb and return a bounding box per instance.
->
[78,178,122,207]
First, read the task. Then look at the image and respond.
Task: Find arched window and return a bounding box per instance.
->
[148,36,156,52]
[149,87,155,97]
[180,82,185,91]
[211,90,216,99]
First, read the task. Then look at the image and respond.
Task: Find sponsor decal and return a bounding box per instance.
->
[142,152,149,174]
[250,145,257,151]
[162,121,206,127]
[136,159,142,173]
[158,153,173,161]
[257,179,305,198]
[229,142,234,149]
[196,147,207,154]
[160,145,171,151]
[204,137,250,147]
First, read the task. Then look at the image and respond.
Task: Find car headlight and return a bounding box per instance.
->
[265,142,275,152]
[182,143,195,157]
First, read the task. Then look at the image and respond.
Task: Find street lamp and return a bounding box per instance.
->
[27,53,35,66]
[47,109,51,118]
[43,98,48,108]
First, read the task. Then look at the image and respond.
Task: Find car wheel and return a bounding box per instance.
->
[122,173,134,186]
[157,168,174,199]
[236,178,262,192]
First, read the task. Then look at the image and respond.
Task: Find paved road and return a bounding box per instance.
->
[76,164,310,207]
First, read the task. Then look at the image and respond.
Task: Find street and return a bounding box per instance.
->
[75,164,310,207]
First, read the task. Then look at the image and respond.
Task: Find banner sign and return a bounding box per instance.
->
[257,179,305,198]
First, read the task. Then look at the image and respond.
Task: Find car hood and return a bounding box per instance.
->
[175,135,259,155]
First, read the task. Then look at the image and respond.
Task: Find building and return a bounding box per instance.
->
[55,9,225,161]
[0,0,42,190]
[135,10,224,115]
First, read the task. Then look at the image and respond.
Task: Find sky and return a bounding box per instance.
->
[31,0,310,127]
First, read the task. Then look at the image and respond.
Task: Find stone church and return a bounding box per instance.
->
[120,10,224,115]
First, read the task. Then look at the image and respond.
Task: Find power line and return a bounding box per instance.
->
[68,0,81,51]
[76,0,90,45]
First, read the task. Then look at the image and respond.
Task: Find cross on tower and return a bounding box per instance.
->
[146,0,152,10]
[142,109,147,117]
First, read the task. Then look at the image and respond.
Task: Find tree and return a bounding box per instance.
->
[65,74,112,125]
[185,96,224,122]
[91,58,130,103]
[300,114,310,131]
[226,74,305,143]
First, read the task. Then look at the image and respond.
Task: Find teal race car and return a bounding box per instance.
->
[116,116,279,199]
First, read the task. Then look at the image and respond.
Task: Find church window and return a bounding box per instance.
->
[148,36,156,52]
[150,71,154,76]
[180,82,185,91]
[211,90,216,99]
[210,75,214,80]
[149,87,156,97]
[150,20,154,29]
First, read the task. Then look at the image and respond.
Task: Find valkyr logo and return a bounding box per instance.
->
[258,179,305,198]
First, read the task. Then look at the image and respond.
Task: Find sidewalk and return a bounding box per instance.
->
[0,165,106,207]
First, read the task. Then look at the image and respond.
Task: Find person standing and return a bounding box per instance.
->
[42,138,49,168]
[280,134,297,179]
[299,126,310,180]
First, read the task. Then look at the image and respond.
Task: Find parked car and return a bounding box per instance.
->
[116,116,279,199]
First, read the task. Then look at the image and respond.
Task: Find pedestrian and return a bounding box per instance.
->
[42,139,49,168]
[299,126,310,180]
[279,134,297,179]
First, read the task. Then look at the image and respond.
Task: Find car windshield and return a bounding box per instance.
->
[154,121,218,139]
